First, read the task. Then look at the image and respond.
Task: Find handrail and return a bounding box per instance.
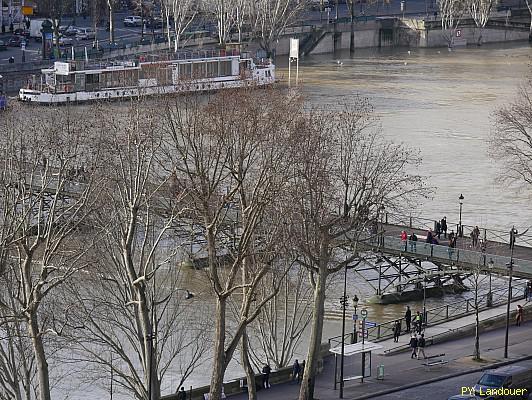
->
[328,285,521,347]
[384,212,532,248]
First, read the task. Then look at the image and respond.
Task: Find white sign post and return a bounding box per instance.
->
[288,38,299,87]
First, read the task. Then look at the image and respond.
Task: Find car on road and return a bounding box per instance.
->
[13,28,30,38]
[123,16,143,27]
[53,34,74,46]
[7,35,28,47]
[76,28,96,40]
[64,26,80,36]
[0,40,6,51]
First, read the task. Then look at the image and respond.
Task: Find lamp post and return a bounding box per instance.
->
[422,274,427,327]
[352,295,359,344]
[488,259,494,307]
[504,246,515,358]
[458,194,464,237]
[379,204,385,248]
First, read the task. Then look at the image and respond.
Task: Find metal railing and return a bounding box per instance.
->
[385,212,532,249]
[328,285,521,346]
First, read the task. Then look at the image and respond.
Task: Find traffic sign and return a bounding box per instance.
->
[364,321,377,328]
[352,314,358,321]
[361,308,368,319]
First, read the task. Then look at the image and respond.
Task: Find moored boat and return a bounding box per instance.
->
[19,50,275,104]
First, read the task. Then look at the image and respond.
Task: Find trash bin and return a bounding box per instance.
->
[377,364,384,380]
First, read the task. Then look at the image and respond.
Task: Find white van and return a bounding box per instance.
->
[474,363,532,399]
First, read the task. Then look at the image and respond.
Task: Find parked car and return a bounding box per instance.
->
[123,16,143,27]
[0,40,6,51]
[76,27,96,40]
[13,28,30,38]
[64,26,80,36]
[7,35,28,47]
[53,34,74,46]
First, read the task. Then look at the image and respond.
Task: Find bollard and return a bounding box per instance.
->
[377,365,385,380]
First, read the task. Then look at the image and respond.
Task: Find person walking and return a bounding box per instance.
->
[528,281,532,302]
[393,320,401,342]
[441,217,447,238]
[415,311,423,334]
[436,220,441,239]
[448,231,456,260]
[292,360,301,383]
[426,229,433,244]
[409,334,418,359]
[510,226,518,249]
[473,226,480,247]
[405,306,412,333]
[516,305,524,326]
[177,387,187,400]
[409,232,418,252]
[262,364,272,389]
[417,333,427,359]
[401,230,408,251]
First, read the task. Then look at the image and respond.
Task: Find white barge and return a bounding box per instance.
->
[19,50,275,104]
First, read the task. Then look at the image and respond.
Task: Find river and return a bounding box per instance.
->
[56,42,532,398]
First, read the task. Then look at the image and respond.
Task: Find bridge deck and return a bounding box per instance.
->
[369,221,532,279]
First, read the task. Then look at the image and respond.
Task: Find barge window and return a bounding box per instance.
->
[219,60,232,77]
[179,63,192,79]
[206,61,218,78]
[192,61,206,79]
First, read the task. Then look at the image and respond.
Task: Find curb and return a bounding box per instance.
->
[352,354,532,399]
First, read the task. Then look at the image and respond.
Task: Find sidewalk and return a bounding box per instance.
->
[229,303,532,400]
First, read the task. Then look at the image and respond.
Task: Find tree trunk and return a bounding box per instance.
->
[108,3,114,43]
[241,330,257,400]
[28,310,51,400]
[299,266,328,400]
[209,296,227,400]
[474,285,480,360]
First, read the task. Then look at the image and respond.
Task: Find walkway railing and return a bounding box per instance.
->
[328,285,521,347]
[385,212,532,249]
[376,233,532,277]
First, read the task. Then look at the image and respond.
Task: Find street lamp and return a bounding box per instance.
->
[422,274,427,327]
[487,259,494,307]
[458,194,464,237]
[504,247,515,358]
[379,204,385,248]
[352,295,359,344]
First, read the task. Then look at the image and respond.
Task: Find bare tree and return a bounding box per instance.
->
[247,261,313,369]
[205,0,238,46]
[250,0,307,57]
[106,0,119,43]
[490,78,532,187]
[438,0,467,47]
[469,0,496,45]
[0,103,106,400]
[53,98,209,400]
[160,88,304,400]
[0,269,37,400]
[163,0,198,50]
[290,101,427,400]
